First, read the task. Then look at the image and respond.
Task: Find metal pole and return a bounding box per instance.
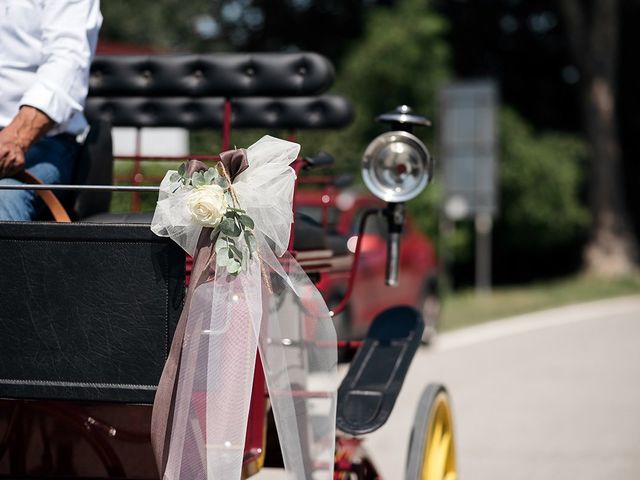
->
[475,212,492,295]
[0,184,160,192]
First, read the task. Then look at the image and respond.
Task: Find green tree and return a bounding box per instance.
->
[492,108,589,281]
[325,0,450,161]
[298,0,451,239]
[100,0,228,52]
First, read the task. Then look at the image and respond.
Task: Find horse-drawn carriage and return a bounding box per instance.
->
[0,53,456,479]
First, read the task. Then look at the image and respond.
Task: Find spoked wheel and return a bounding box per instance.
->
[405,383,457,480]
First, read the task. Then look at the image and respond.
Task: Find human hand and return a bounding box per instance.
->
[0,140,26,178]
[0,106,54,178]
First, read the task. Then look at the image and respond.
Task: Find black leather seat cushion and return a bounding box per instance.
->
[0,223,185,404]
[89,53,335,97]
[85,95,354,130]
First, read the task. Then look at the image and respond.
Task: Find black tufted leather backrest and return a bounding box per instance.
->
[85,53,355,130]
[85,95,354,129]
[76,53,352,218]
[89,53,335,98]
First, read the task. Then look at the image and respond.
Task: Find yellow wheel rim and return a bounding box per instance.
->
[420,391,457,480]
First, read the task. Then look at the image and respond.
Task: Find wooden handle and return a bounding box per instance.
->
[15,171,71,222]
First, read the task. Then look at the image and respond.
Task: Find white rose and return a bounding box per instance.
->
[186,184,228,226]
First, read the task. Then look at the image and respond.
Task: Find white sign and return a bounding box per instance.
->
[439,81,498,218]
[112,127,189,157]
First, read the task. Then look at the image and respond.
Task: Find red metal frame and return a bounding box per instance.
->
[330,208,380,317]
[222,98,232,151]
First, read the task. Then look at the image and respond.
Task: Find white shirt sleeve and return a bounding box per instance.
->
[19,0,102,125]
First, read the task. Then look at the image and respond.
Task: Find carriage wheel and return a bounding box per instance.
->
[405,384,457,480]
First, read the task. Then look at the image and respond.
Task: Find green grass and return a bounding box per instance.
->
[110,159,181,213]
[440,274,640,332]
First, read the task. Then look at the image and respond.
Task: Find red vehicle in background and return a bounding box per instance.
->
[295,178,440,343]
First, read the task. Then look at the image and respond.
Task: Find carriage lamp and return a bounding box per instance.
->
[362,105,432,286]
[361,130,432,203]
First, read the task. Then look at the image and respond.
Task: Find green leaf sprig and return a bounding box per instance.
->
[170,163,229,190]
[214,209,256,276]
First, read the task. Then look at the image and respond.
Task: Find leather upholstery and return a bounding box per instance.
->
[85,95,354,129]
[71,119,114,218]
[0,223,185,404]
[89,53,335,97]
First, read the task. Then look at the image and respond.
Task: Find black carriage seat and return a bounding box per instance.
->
[67,118,114,219]
[336,306,424,435]
[0,222,185,404]
[84,95,354,131]
[71,94,353,220]
[89,53,336,98]
[73,53,354,256]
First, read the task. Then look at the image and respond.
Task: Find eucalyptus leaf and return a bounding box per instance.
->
[204,168,218,184]
[217,247,230,266]
[215,237,227,252]
[192,172,206,188]
[220,217,240,236]
[178,162,186,176]
[239,215,254,229]
[215,176,229,189]
[229,244,243,259]
[227,260,241,274]
[170,172,180,183]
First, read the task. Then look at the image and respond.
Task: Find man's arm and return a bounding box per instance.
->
[0,106,54,177]
[0,0,101,178]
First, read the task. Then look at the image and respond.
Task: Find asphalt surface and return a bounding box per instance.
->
[255,295,640,479]
[365,295,640,479]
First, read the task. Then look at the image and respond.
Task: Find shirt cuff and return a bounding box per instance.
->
[20,81,76,125]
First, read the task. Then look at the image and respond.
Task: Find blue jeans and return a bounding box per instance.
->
[0,135,80,221]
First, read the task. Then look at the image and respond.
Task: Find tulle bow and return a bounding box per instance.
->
[150,136,337,479]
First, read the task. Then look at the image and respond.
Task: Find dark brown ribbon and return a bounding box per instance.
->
[185,149,249,181]
[150,230,212,475]
[150,149,249,477]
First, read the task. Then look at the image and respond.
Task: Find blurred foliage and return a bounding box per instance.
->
[295,0,451,245]
[497,108,588,251]
[100,0,224,52]
[211,0,369,61]
[100,0,373,57]
[101,0,594,284]
[492,108,589,282]
[297,0,451,192]
[443,108,589,285]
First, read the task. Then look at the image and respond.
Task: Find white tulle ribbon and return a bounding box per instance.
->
[151,135,337,479]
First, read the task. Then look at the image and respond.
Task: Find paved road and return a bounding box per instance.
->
[365,295,640,479]
[255,295,640,479]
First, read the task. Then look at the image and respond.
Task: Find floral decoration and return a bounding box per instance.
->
[170,160,256,276]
